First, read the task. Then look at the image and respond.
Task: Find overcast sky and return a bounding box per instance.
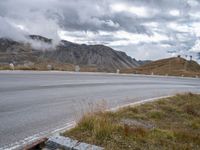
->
[0,0,200,61]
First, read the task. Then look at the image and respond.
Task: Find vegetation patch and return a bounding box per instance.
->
[122,57,200,77]
[63,93,200,150]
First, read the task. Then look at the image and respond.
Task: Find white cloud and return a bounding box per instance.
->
[108,31,168,46]
[59,29,169,50]
[110,3,149,17]
[58,30,109,44]
[189,12,200,19]
[187,0,199,7]
[190,40,200,52]
[0,17,26,41]
[169,10,180,16]
[58,30,86,43]
[191,22,200,36]
[104,20,120,28]
[113,43,172,61]
[168,22,191,32]
[143,22,159,28]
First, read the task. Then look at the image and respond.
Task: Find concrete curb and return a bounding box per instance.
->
[45,135,104,150]
[109,95,173,112]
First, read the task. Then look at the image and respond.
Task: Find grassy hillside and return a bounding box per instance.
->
[122,57,200,77]
[63,93,200,150]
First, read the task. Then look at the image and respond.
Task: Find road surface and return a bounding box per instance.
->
[0,71,200,149]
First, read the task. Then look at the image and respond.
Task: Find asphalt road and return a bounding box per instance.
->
[0,71,200,149]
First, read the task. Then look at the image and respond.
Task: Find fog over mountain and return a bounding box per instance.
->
[0,0,200,62]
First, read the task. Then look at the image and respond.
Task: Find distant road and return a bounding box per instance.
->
[0,71,200,149]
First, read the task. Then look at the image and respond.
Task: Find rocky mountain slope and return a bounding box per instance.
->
[0,35,140,71]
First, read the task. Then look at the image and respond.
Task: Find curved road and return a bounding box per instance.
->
[0,71,200,149]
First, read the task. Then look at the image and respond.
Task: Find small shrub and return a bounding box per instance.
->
[93,117,116,141]
[126,107,139,113]
[77,114,95,131]
[174,130,200,144]
[184,104,199,117]
[148,110,165,119]
[152,129,175,140]
[189,120,200,129]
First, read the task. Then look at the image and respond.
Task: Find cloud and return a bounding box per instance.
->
[169,10,180,17]
[0,0,200,62]
[190,39,200,52]
[0,16,27,41]
[112,43,172,61]
[110,3,150,17]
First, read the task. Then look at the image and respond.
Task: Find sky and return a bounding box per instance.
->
[0,0,200,62]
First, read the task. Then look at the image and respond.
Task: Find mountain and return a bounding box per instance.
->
[137,60,152,65]
[0,35,140,72]
[122,57,200,77]
[43,41,140,71]
[0,38,41,64]
[29,35,52,43]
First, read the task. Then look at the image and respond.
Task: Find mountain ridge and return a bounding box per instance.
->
[0,35,142,71]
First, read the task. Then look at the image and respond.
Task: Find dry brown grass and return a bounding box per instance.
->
[122,57,200,77]
[0,62,99,72]
[63,93,200,150]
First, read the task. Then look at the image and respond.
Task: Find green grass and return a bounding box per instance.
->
[63,93,200,150]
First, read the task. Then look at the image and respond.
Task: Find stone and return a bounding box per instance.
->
[120,118,155,129]
[46,135,104,150]
[116,69,120,74]
[9,63,14,70]
[47,64,53,70]
[75,65,80,72]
